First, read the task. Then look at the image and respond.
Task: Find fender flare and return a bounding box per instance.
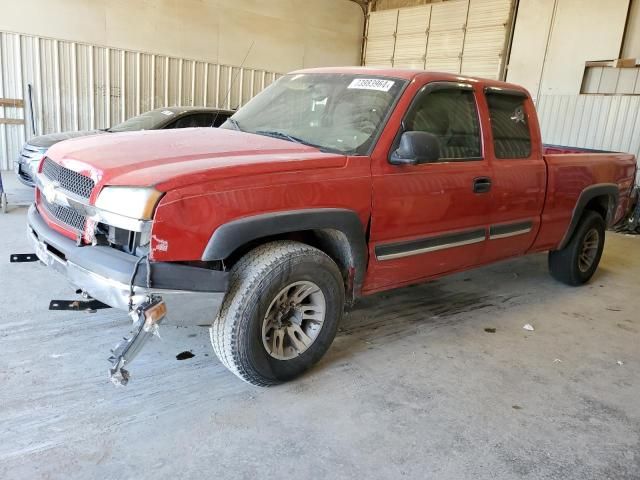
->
[558,183,619,250]
[201,208,368,291]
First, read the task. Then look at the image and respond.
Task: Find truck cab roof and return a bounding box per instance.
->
[290,66,531,97]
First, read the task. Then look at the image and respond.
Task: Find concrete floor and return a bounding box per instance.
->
[1,176,639,479]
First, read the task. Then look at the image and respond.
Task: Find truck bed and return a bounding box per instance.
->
[543,144,614,155]
[532,148,637,251]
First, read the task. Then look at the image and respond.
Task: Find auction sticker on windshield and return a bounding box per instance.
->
[348,78,395,92]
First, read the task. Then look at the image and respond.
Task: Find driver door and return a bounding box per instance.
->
[366,82,492,292]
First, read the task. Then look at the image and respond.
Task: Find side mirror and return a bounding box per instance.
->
[390,131,440,165]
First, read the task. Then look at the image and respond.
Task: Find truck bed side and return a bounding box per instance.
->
[531,152,637,252]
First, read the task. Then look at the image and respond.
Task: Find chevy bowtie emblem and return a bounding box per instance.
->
[43,182,59,204]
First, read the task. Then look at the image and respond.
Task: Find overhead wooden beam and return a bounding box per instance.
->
[585,58,638,68]
[0,118,25,125]
[0,98,24,108]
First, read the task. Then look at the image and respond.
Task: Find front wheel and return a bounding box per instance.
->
[210,241,345,386]
[548,210,606,286]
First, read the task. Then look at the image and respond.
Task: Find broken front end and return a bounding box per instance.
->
[17,158,228,385]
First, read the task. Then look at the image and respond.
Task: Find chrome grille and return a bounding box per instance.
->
[41,157,95,199]
[40,196,86,232]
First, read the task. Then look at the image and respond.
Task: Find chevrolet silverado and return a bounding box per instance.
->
[21,68,637,386]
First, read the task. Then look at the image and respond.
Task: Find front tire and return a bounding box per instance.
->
[210,241,345,386]
[548,210,605,286]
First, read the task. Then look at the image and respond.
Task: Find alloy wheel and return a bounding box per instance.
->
[262,281,326,360]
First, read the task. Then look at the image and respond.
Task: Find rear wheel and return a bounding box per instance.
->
[210,241,344,386]
[548,210,605,286]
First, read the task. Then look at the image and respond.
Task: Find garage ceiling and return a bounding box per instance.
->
[364,0,514,79]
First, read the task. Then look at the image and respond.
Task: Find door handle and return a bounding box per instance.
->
[473,177,492,193]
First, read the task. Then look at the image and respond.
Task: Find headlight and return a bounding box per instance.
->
[29,157,44,176]
[95,187,163,220]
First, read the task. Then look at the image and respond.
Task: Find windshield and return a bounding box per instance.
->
[108,109,176,132]
[221,73,406,154]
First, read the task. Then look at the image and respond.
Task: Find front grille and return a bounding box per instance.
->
[40,196,86,232]
[41,157,95,199]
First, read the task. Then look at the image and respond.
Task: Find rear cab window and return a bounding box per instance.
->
[485,89,532,159]
[212,113,231,127]
[169,113,218,129]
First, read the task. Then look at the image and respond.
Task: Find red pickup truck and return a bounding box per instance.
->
[24,67,637,386]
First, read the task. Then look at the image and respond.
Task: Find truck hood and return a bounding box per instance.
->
[28,129,107,149]
[45,128,347,192]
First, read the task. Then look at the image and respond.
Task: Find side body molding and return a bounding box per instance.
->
[557,183,619,250]
[201,208,369,293]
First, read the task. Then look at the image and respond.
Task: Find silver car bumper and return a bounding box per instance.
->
[28,205,228,325]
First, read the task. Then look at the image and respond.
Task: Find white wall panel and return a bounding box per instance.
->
[623,0,640,58]
[0,31,281,170]
[505,0,556,99]
[0,0,363,75]
[541,0,628,95]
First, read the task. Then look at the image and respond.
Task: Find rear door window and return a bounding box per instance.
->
[485,92,532,159]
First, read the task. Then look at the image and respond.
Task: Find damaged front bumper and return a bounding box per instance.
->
[26,205,229,383]
[109,296,167,386]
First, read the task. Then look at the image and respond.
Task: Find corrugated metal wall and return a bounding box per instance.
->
[0,31,282,170]
[538,94,640,163]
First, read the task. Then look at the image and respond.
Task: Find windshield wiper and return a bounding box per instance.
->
[254,130,321,149]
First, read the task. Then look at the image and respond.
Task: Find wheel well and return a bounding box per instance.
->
[557,185,618,250]
[583,195,610,222]
[223,229,360,303]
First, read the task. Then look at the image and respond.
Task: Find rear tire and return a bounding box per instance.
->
[548,210,605,286]
[210,241,344,386]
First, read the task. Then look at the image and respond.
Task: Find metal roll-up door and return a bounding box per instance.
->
[364,9,399,67]
[364,0,514,80]
[462,0,514,79]
[425,0,468,74]
[393,6,431,69]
